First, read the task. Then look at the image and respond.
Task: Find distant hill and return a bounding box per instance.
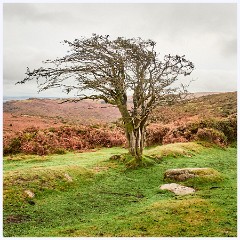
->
[3,92,236,136]
[3,98,121,124]
[150,91,236,124]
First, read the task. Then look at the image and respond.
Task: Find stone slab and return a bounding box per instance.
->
[160,183,195,195]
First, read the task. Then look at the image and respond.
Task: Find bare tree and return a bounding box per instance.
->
[18,34,194,164]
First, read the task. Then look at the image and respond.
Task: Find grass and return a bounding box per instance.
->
[3,142,237,237]
[144,142,204,160]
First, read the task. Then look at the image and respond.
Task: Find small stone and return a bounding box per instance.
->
[64,173,73,182]
[24,190,35,198]
[160,183,195,195]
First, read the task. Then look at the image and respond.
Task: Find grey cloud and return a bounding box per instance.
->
[4,3,75,24]
[220,37,237,57]
[3,3,237,97]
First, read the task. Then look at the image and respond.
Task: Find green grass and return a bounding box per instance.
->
[3,143,237,237]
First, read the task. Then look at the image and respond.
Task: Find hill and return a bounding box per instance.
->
[150,91,237,124]
[3,92,237,237]
[3,92,237,155]
[3,92,236,130]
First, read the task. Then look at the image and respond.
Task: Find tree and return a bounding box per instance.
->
[18,34,194,165]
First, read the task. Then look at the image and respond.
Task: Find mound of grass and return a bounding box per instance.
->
[109,153,157,169]
[3,166,94,208]
[144,142,203,161]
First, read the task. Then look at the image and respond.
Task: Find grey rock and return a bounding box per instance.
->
[160,183,195,195]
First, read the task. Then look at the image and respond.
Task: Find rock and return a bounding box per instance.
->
[109,155,121,160]
[64,173,73,182]
[160,183,195,195]
[109,154,124,161]
[164,168,220,181]
[24,190,35,198]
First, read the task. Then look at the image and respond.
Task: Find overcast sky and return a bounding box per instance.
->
[3,3,237,98]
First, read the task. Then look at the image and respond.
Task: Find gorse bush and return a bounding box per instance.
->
[196,128,227,146]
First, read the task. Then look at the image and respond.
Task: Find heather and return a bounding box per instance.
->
[3,125,126,155]
[4,115,236,155]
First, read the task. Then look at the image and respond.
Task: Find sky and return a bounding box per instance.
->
[3,2,237,98]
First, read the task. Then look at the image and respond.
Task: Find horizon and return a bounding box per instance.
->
[3,90,237,102]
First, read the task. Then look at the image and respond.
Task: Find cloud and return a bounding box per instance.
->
[3,3,237,97]
[189,69,237,92]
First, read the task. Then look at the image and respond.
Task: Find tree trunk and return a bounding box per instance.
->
[117,102,145,165]
[126,126,145,164]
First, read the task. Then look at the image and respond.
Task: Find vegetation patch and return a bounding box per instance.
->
[163,115,237,146]
[144,142,203,161]
[3,165,94,208]
[3,125,126,155]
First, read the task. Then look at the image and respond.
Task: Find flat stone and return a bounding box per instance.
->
[164,168,219,181]
[160,183,195,195]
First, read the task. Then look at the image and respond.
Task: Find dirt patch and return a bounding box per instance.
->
[64,173,73,182]
[24,190,35,198]
[5,214,30,224]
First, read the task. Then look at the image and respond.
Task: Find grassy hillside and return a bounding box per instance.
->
[3,143,237,237]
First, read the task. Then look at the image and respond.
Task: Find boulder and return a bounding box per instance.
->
[160,183,195,195]
[164,167,220,181]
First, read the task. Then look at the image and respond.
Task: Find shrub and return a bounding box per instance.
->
[3,137,22,154]
[3,124,126,156]
[146,124,169,146]
[196,128,227,146]
[54,148,67,154]
[162,116,236,146]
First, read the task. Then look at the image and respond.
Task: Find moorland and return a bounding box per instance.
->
[3,91,237,237]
